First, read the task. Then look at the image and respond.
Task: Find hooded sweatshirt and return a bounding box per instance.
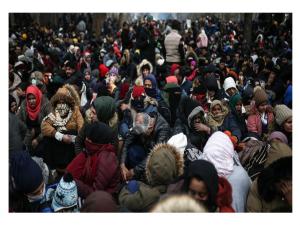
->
[202,131,251,212]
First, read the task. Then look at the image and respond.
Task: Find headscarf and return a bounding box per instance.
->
[183,159,219,212]
[26,85,42,121]
[202,132,234,177]
[144,74,158,98]
[207,100,229,127]
[229,93,242,111]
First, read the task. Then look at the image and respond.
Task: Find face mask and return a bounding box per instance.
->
[145,88,157,98]
[27,183,46,203]
[131,98,145,112]
[132,124,147,135]
[56,103,70,117]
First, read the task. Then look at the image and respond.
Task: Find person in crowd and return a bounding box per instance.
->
[46,173,80,212]
[41,85,84,177]
[119,143,184,212]
[120,112,170,182]
[9,151,50,212]
[246,156,292,212]
[247,88,274,139]
[164,19,184,66]
[17,85,51,153]
[66,121,120,199]
[273,104,292,147]
[207,100,242,142]
[229,93,248,140]
[201,131,251,212]
[75,95,118,155]
[182,159,235,212]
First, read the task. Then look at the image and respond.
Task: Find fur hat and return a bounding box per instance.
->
[52,173,78,212]
[274,104,292,126]
[253,88,268,106]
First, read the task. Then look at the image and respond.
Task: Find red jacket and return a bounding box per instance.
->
[66,141,120,198]
[216,177,235,212]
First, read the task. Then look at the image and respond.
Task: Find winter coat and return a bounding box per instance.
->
[9,112,27,152]
[120,113,170,178]
[66,141,120,198]
[41,89,84,169]
[136,26,156,66]
[18,95,52,148]
[246,178,290,212]
[119,143,184,212]
[247,106,274,137]
[164,30,182,63]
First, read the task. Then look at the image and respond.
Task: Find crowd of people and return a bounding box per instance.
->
[9,13,292,213]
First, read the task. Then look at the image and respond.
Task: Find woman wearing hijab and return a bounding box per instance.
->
[183,159,234,212]
[201,131,252,212]
[17,85,51,153]
[207,100,242,142]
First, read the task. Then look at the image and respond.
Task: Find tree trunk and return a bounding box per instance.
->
[244,13,253,46]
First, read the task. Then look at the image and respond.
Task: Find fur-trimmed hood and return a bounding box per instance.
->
[50,84,80,110]
[137,59,153,77]
[145,143,184,186]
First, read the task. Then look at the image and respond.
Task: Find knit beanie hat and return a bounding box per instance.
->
[93,96,116,123]
[253,88,268,106]
[170,64,180,75]
[86,121,114,144]
[223,77,237,92]
[166,75,178,84]
[132,85,145,99]
[9,151,43,194]
[52,173,78,212]
[98,64,109,78]
[268,131,288,144]
[274,104,292,126]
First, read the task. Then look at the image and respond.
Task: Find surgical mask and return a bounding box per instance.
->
[56,103,70,118]
[132,124,147,135]
[27,184,46,203]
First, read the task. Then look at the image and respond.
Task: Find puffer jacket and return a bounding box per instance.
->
[120,113,170,178]
[119,143,184,212]
[247,106,274,137]
[66,141,120,198]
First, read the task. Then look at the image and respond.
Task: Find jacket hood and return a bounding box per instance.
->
[137,59,153,77]
[202,131,234,177]
[188,106,205,128]
[183,159,219,212]
[50,87,76,110]
[146,143,184,186]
